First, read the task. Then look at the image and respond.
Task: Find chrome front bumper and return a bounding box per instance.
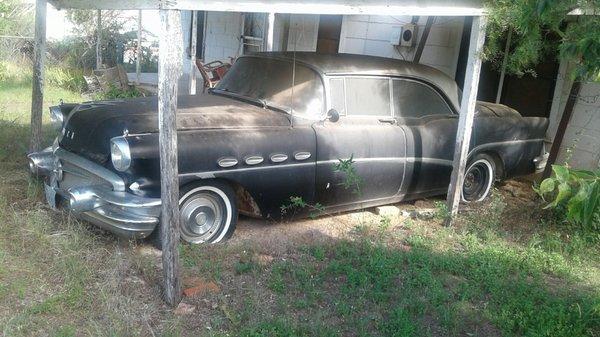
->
[27,146,161,239]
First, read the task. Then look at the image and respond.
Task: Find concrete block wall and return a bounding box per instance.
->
[203,12,243,63]
[338,15,464,78]
[547,59,600,170]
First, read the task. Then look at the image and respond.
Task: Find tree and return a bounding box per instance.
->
[485,0,600,179]
[64,9,133,69]
[484,0,600,79]
[0,0,34,60]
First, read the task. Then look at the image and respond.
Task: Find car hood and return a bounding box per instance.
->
[59,93,291,165]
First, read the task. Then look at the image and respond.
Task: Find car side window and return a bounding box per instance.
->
[345,77,391,116]
[329,78,346,115]
[330,77,392,117]
[392,79,453,118]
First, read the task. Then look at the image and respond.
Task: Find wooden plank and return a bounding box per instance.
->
[96,10,102,69]
[136,10,142,84]
[413,16,435,63]
[445,15,487,225]
[266,12,275,51]
[158,9,183,307]
[189,10,197,95]
[48,0,485,16]
[495,28,512,103]
[29,0,47,152]
[542,80,582,179]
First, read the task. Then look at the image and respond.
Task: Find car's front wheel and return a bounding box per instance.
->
[461,154,496,202]
[149,180,238,247]
[178,181,238,244]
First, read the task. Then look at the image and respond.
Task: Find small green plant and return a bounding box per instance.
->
[333,155,362,195]
[535,165,600,230]
[281,196,325,219]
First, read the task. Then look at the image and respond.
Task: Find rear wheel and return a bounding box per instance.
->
[150,180,237,247]
[462,154,496,202]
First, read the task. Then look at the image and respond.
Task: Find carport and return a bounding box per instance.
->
[30,0,487,305]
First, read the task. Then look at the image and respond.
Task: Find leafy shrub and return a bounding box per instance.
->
[94,83,143,100]
[535,165,600,230]
[46,66,86,93]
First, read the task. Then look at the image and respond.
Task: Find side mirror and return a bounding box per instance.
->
[326,109,340,123]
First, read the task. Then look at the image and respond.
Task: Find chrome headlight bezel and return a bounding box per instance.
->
[110,137,131,172]
[49,106,64,132]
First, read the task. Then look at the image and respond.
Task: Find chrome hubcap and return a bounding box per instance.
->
[180,192,225,243]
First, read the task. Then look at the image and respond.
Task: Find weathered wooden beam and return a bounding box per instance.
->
[136,9,142,84]
[495,28,512,103]
[96,9,102,69]
[29,0,47,153]
[266,12,275,51]
[47,0,485,16]
[189,10,198,95]
[158,9,183,307]
[445,15,487,225]
[413,16,434,63]
[542,79,582,179]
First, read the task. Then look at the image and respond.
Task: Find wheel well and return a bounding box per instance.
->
[478,151,505,181]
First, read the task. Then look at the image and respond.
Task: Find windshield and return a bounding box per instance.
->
[215,57,325,117]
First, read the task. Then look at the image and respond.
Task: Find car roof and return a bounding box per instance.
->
[242,52,462,111]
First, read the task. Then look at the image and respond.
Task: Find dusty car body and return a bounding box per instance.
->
[28,52,549,243]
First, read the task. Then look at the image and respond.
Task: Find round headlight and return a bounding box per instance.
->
[110,137,131,172]
[49,106,64,132]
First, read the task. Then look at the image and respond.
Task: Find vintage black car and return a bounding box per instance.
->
[28,52,549,244]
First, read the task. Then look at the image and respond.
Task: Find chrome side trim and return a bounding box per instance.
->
[244,155,264,165]
[54,148,125,191]
[294,151,311,161]
[270,153,288,163]
[218,157,238,168]
[469,139,544,155]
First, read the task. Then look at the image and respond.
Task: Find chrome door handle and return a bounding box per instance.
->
[378,118,397,125]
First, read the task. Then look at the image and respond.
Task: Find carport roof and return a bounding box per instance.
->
[48,0,485,16]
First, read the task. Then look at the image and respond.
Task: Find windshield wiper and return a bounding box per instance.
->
[211,89,267,108]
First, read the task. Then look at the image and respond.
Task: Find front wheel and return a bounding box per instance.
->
[461,154,496,202]
[150,180,238,246]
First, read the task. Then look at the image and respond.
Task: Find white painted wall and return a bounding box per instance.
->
[203,12,243,63]
[287,14,319,51]
[338,15,464,78]
[547,61,600,170]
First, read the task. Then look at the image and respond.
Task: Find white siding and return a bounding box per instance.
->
[204,12,243,63]
[338,15,464,78]
[548,73,600,170]
[287,14,319,51]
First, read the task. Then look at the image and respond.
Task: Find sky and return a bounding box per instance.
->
[45,3,162,41]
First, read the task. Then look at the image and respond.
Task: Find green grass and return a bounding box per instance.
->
[1,72,599,336]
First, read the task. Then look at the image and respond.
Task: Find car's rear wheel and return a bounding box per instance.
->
[150,180,237,247]
[462,154,496,202]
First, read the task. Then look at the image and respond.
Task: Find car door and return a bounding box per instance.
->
[313,76,407,208]
[391,78,459,197]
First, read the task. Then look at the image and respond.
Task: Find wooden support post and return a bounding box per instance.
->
[542,80,582,179]
[29,0,47,153]
[96,9,102,69]
[445,15,487,225]
[495,28,512,103]
[158,9,183,307]
[413,16,435,63]
[189,10,198,95]
[136,10,142,85]
[266,12,275,51]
